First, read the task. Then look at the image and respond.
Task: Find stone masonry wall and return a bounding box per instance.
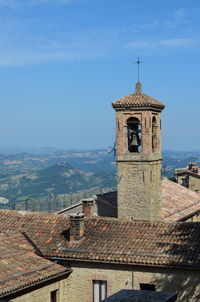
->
[115,108,162,221]
[8,278,68,302]
[117,160,162,220]
[188,175,200,193]
[66,261,200,302]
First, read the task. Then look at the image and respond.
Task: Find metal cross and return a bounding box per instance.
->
[134,57,143,82]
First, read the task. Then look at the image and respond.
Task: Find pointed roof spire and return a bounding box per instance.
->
[135,82,142,93]
[134,57,143,93]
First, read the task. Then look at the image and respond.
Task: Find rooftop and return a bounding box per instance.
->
[0,209,200,270]
[112,82,165,110]
[55,179,200,222]
[54,217,200,270]
[0,231,71,298]
[162,179,200,221]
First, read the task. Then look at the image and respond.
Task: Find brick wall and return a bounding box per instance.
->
[114,108,163,221]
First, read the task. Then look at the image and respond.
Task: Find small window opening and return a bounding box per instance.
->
[181,177,187,187]
[152,116,158,152]
[127,117,141,153]
[140,283,155,291]
[93,280,107,302]
[51,290,58,302]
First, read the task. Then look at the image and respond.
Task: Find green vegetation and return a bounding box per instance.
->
[0,148,199,212]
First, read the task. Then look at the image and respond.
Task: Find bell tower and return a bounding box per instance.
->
[112,81,165,221]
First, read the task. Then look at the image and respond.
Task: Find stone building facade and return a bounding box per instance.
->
[0,209,200,302]
[0,230,71,301]
[65,262,198,302]
[112,82,165,220]
[175,162,200,193]
[5,278,68,302]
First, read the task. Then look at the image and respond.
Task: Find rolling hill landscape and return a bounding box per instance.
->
[0,148,199,211]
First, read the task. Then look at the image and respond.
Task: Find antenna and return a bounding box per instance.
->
[134,57,143,82]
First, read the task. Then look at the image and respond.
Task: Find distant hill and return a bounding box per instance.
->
[0,148,200,209]
[0,149,115,177]
[0,161,116,203]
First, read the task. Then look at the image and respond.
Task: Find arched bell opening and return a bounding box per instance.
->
[127,117,141,153]
[152,116,158,152]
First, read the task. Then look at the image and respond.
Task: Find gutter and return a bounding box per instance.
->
[47,256,200,272]
[177,208,200,222]
[0,268,72,299]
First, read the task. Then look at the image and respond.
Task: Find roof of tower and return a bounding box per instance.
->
[112,82,165,110]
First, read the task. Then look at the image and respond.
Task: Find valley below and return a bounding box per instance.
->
[0,148,199,212]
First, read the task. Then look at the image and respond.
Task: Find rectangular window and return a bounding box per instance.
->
[51,290,58,302]
[140,283,155,291]
[93,280,107,302]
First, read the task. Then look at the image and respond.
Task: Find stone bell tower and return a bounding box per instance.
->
[112,82,165,221]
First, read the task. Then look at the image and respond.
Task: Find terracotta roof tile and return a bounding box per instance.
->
[0,210,69,256]
[175,169,200,179]
[0,232,71,298]
[112,92,165,110]
[1,205,200,270]
[162,179,200,221]
[49,217,200,269]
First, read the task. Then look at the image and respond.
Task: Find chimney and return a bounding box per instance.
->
[82,198,94,217]
[188,162,196,170]
[69,213,85,241]
[188,162,199,174]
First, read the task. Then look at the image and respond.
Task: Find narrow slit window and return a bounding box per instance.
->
[127,117,141,153]
[152,116,158,152]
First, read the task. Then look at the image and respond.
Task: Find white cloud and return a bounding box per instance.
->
[0,52,96,66]
[160,38,195,48]
[165,8,189,28]
[125,38,197,52]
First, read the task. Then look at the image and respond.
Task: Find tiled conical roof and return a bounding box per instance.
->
[112,82,165,110]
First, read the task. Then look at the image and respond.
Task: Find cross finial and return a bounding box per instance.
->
[134,57,143,82]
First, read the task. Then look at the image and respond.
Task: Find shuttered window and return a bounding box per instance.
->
[93,280,107,302]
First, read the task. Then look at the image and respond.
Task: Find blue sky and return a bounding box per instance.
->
[0,0,200,150]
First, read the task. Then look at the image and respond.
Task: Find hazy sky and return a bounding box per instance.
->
[0,0,200,150]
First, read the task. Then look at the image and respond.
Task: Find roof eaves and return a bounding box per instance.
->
[0,267,71,299]
[47,256,200,271]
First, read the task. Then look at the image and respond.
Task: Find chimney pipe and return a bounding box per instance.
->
[82,198,94,217]
[69,213,85,241]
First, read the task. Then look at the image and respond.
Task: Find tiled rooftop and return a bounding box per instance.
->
[112,92,165,110]
[0,232,71,298]
[162,179,200,221]
[175,169,200,178]
[55,179,200,222]
[0,210,69,256]
[52,217,200,269]
[0,194,200,271]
